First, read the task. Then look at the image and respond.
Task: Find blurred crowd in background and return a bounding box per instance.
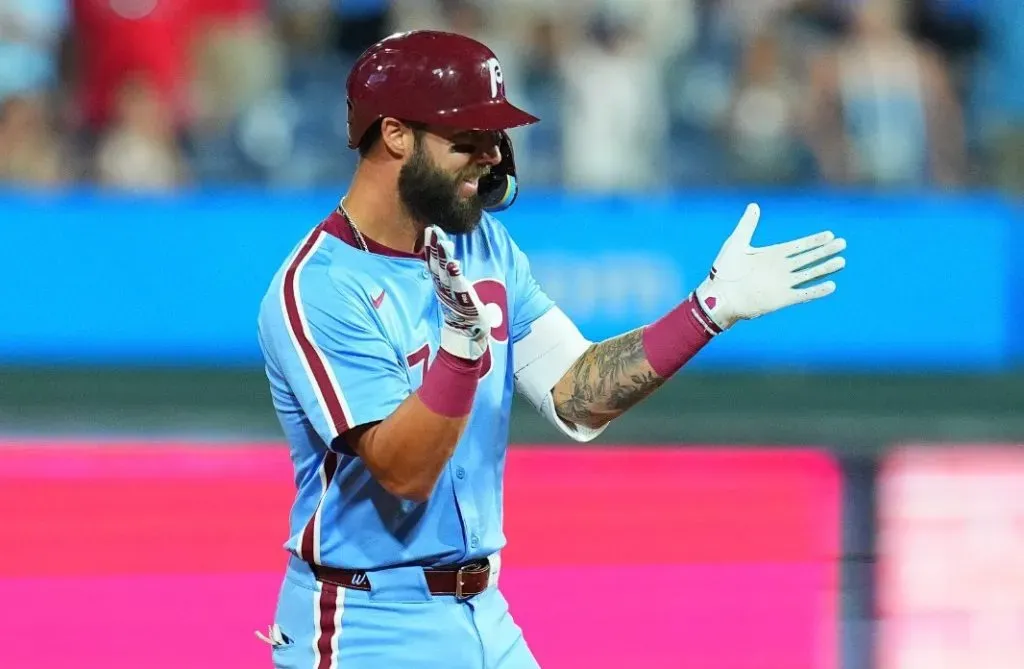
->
[0,0,1021,194]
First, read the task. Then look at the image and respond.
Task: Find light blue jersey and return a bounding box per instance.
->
[257,207,554,572]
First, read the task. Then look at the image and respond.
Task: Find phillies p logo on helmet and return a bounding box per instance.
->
[345,31,536,149]
[485,58,503,99]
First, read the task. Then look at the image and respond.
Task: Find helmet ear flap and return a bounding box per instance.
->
[480,131,520,213]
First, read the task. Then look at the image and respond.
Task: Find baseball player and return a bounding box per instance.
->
[255,30,846,669]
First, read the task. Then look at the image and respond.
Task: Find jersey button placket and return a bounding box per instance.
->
[451,463,479,556]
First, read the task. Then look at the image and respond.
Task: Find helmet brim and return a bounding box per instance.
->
[431,98,539,132]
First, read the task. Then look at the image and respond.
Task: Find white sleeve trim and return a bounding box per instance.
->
[512,307,609,442]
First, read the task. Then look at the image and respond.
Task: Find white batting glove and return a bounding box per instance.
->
[425,226,491,361]
[695,203,847,331]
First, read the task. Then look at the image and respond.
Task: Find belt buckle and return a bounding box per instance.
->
[455,564,470,601]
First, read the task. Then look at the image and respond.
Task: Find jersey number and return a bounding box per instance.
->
[406,341,495,380]
[406,343,433,377]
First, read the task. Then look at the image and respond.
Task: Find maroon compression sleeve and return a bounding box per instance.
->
[416,349,483,417]
[641,294,721,379]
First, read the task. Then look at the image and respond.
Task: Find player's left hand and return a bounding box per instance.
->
[695,203,847,331]
[425,226,491,360]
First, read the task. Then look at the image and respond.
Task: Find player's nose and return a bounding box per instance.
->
[477,140,502,167]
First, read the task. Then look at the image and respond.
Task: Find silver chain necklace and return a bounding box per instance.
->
[338,199,370,253]
[341,200,438,325]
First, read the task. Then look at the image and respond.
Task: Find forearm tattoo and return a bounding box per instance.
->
[552,329,665,428]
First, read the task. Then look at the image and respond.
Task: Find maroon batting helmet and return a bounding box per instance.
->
[346,30,539,148]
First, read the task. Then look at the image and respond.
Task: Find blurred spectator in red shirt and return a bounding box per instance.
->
[69,0,196,132]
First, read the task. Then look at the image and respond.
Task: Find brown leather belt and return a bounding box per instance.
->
[310,560,491,600]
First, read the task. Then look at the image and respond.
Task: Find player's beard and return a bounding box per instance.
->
[398,138,486,235]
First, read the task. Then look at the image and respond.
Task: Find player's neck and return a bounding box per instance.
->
[342,167,422,255]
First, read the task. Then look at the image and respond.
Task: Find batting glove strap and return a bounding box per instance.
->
[440,323,489,361]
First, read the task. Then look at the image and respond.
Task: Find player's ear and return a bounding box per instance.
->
[379,117,411,158]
